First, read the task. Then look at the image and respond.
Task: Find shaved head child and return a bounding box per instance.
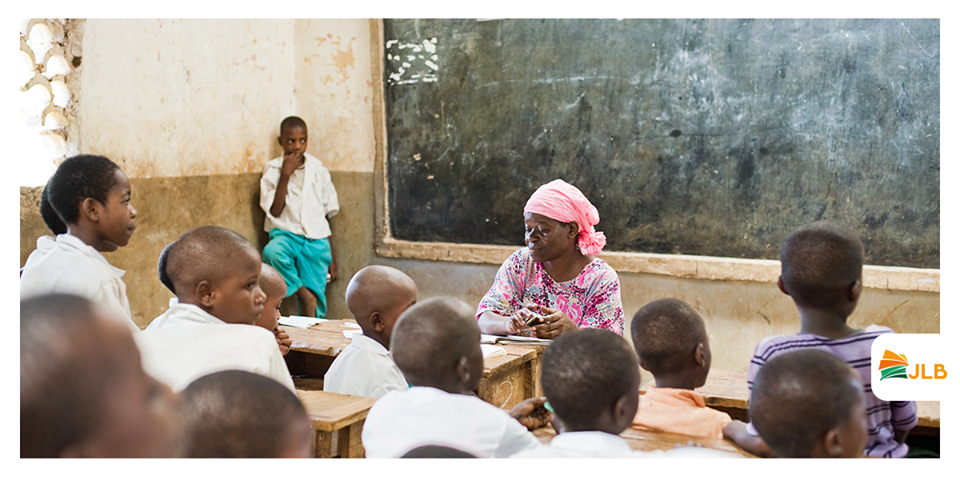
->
[746,221,917,457]
[361,296,548,457]
[255,263,292,355]
[512,329,649,458]
[180,370,312,458]
[21,294,179,457]
[260,116,339,318]
[751,349,868,458]
[630,299,733,439]
[324,265,417,398]
[136,226,295,392]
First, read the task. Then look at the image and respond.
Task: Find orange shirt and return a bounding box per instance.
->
[632,387,732,439]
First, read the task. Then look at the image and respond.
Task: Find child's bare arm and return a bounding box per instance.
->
[269,152,302,217]
[327,235,338,282]
[723,420,776,458]
[894,429,909,444]
[508,396,552,431]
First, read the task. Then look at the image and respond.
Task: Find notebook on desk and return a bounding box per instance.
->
[480,334,552,346]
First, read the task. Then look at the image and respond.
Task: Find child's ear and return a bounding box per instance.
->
[612,393,637,431]
[823,427,845,457]
[694,342,706,366]
[80,198,100,222]
[848,278,863,302]
[369,312,385,333]
[455,356,471,385]
[777,276,789,295]
[196,280,215,308]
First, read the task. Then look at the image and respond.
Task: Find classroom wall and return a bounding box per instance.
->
[19,19,939,373]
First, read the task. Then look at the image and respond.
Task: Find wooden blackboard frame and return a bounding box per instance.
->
[368,20,938,294]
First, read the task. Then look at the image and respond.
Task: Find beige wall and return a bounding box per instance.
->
[20,19,939,374]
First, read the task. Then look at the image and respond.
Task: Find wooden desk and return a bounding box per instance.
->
[532,425,754,458]
[479,345,540,410]
[642,369,940,432]
[296,389,377,458]
[285,323,547,410]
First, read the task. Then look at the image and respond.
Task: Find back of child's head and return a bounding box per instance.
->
[166,226,258,295]
[21,293,179,457]
[39,186,68,235]
[541,328,640,433]
[179,370,311,458]
[345,265,417,340]
[158,240,176,294]
[630,298,708,377]
[259,263,287,299]
[780,221,864,309]
[390,296,480,389]
[44,154,122,225]
[750,349,867,458]
[280,115,307,134]
[401,445,477,458]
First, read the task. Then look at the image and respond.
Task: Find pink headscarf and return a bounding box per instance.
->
[523,179,606,256]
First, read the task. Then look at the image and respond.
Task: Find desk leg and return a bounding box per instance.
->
[315,430,334,458]
[337,419,366,458]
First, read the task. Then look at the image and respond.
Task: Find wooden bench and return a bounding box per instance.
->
[641,369,940,434]
[296,389,377,458]
[285,322,547,411]
[532,425,755,457]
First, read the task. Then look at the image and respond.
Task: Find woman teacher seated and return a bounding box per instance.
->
[476,179,624,339]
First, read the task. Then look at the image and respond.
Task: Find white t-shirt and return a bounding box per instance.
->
[362,386,542,458]
[134,303,295,392]
[20,234,137,332]
[260,153,339,239]
[323,333,409,399]
[510,430,740,458]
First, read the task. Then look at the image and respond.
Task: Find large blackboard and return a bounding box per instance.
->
[384,19,940,269]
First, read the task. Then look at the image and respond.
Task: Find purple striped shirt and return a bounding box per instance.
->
[747,325,918,458]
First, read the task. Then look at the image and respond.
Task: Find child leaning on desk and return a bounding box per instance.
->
[361,297,550,458]
[738,221,918,458]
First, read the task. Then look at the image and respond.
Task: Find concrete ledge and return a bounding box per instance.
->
[375,237,939,293]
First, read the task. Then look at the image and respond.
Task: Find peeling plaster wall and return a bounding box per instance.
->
[20,19,938,372]
[76,19,375,177]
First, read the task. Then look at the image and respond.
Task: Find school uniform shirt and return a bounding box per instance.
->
[747,325,918,458]
[134,302,295,393]
[510,431,661,458]
[20,233,137,333]
[323,333,409,399]
[632,387,733,439]
[260,153,339,240]
[361,386,542,458]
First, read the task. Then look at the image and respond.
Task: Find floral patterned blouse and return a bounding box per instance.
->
[476,248,624,335]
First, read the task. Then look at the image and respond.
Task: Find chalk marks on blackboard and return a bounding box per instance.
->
[385,37,439,85]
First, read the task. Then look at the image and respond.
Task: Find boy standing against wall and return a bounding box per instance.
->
[260,116,339,318]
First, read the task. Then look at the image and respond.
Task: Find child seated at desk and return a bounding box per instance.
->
[511,328,652,458]
[324,265,417,398]
[361,296,548,457]
[630,298,732,439]
[179,370,312,458]
[745,221,917,458]
[20,155,139,332]
[136,226,295,392]
[255,263,292,356]
[21,294,179,457]
[750,349,868,458]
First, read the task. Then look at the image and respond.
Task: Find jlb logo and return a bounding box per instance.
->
[878,350,947,381]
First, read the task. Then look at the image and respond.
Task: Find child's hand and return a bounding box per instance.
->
[274,326,292,356]
[508,396,552,431]
[280,151,303,176]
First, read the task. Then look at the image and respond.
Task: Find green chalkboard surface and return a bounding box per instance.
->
[384,19,940,269]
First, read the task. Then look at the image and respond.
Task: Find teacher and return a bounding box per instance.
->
[476,179,624,339]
